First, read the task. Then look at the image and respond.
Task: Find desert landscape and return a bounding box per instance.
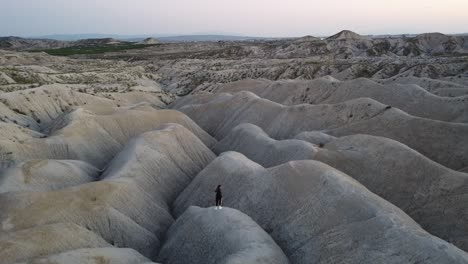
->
[1,16,468,264]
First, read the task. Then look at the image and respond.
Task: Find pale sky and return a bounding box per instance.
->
[1,0,467,37]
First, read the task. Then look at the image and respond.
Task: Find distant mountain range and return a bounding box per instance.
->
[3,31,466,42]
[2,31,468,57]
[34,34,153,41]
[157,35,270,42]
[0,35,270,51]
[28,33,268,42]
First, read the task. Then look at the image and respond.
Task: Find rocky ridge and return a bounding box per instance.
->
[0,31,467,263]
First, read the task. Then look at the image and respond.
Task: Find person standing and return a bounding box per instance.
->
[215,185,223,210]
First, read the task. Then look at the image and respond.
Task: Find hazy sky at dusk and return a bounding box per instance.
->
[1,0,467,37]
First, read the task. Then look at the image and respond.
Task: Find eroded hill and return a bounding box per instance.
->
[1,31,468,263]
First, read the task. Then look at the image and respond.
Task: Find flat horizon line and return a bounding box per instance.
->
[1,31,467,40]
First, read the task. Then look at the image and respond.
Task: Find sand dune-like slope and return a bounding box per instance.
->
[0,84,171,127]
[215,123,468,250]
[0,159,99,193]
[1,180,165,259]
[15,248,157,264]
[433,87,468,97]
[380,76,468,93]
[214,123,318,167]
[207,77,468,122]
[158,206,288,264]
[294,130,337,145]
[100,123,216,209]
[173,91,468,170]
[0,86,119,128]
[1,41,467,263]
[0,223,110,264]
[0,122,44,142]
[174,152,468,264]
[0,124,216,260]
[98,91,168,108]
[0,101,41,131]
[0,50,167,96]
[0,108,215,169]
[317,134,468,250]
[327,30,369,41]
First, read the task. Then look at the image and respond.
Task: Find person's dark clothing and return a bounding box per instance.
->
[215,188,222,206]
[216,197,222,206]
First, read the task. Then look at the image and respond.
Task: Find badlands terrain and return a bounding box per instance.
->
[0,30,468,263]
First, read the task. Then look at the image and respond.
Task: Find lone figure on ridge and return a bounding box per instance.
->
[215,185,223,210]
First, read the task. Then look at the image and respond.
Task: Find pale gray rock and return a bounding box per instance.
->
[293,131,336,145]
[215,123,468,251]
[158,206,289,264]
[174,152,468,264]
[381,76,468,93]
[16,248,158,264]
[0,223,110,264]
[0,86,119,128]
[434,87,468,97]
[314,134,468,250]
[0,108,216,169]
[0,180,163,259]
[0,159,99,193]
[0,124,216,259]
[101,123,216,207]
[209,77,468,123]
[174,91,468,170]
[0,101,40,131]
[327,30,369,41]
[1,33,468,263]
[214,123,318,167]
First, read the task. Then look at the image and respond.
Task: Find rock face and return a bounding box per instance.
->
[0,86,120,127]
[172,91,468,170]
[214,123,468,251]
[0,124,216,262]
[100,123,216,209]
[15,248,157,264]
[0,223,110,263]
[0,159,99,193]
[0,37,72,51]
[140,37,160,44]
[158,206,289,264]
[294,131,337,145]
[315,134,468,250]
[1,32,468,263]
[327,30,367,40]
[294,35,320,42]
[0,37,123,51]
[0,108,215,169]
[206,77,468,123]
[174,152,468,264]
[214,123,318,167]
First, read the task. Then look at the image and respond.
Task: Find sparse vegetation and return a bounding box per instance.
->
[29,43,160,56]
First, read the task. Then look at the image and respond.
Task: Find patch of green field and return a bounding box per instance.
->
[30,43,160,56]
